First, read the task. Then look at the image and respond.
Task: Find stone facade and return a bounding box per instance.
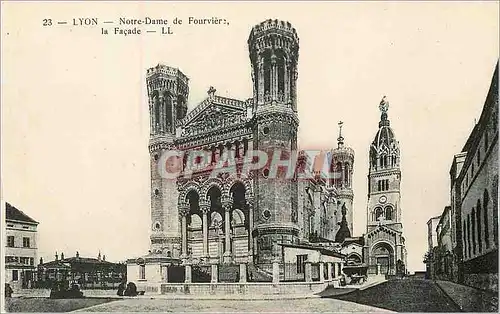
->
[425,215,441,279]
[4,203,39,290]
[455,62,498,292]
[435,206,454,281]
[427,61,498,292]
[363,97,407,276]
[141,19,354,270]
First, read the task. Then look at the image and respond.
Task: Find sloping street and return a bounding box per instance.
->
[324,279,462,312]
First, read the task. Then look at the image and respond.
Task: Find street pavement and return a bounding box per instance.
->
[324,278,462,312]
[73,298,393,312]
[435,280,498,312]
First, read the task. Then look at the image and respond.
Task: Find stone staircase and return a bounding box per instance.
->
[247,263,273,282]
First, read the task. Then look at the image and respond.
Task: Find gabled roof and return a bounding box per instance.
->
[366,224,401,238]
[180,95,247,127]
[5,202,38,224]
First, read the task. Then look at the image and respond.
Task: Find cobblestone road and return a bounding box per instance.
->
[75,298,392,312]
[326,278,461,312]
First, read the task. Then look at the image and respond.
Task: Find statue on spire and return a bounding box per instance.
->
[378,96,390,126]
[379,95,389,113]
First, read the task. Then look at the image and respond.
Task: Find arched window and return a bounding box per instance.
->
[344,163,349,186]
[154,97,160,129]
[264,58,271,96]
[165,94,173,131]
[385,206,393,220]
[471,208,476,255]
[374,207,384,221]
[492,179,499,245]
[277,56,285,96]
[380,155,387,168]
[484,189,490,248]
[477,199,482,253]
[336,162,343,186]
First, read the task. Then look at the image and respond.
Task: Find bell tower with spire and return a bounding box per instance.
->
[364,96,407,276]
[330,121,355,239]
[366,96,403,232]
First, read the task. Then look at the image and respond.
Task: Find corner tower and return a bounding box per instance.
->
[248,19,300,263]
[331,121,355,238]
[146,64,189,257]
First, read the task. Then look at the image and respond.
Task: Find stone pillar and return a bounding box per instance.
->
[185,264,192,283]
[239,263,247,283]
[258,56,264,103]
[149,99,154,135]
[284,61,289,102]
[223,201,232,263]
[327,263,333,281]
[211,263,218,283]
[319,262,325,283]
[201,203,209,259]
[180,205,189,259]
[247,199,254,259]
[272,261,280,283]
[332,263,337,278]
[161,265,169,282]
[271,54,277,100]
[305,262,312,282]
[291,67,297,111]
[377,264,381,275]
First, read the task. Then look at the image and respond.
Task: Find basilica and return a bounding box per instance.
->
[128,19,406,282]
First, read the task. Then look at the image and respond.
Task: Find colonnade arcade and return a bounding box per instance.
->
[178,179,254,264]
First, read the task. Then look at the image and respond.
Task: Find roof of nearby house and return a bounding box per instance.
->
[437,206,452,227]
[5,202,38,224]
[457,61,498,181]
[341,237,365,247]
[426,215,441,226]
[39,256,125,271]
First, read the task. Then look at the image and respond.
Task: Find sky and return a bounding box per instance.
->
[1,1,498,272]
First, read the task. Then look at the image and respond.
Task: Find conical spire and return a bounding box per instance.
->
[335,203,351,243]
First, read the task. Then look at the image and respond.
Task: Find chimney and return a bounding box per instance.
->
[103,255,106,261]
[55,252,58,261]
[98,251,101,261]
[61,252,64,260]
[76,251,80,258]
[39,257,43,264]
